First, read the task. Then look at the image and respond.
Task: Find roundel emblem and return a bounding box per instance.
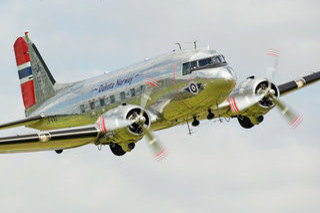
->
[189,81,198,95]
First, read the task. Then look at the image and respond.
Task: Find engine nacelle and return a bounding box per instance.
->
[230,77,279,125]
[97,104,151,146]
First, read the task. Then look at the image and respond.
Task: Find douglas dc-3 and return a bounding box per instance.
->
[1,32,319,160]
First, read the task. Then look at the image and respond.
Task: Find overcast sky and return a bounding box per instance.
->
[0,0,320,212]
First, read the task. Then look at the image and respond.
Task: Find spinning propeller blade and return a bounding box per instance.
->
[139,80,168,161]
[263,49,303,129]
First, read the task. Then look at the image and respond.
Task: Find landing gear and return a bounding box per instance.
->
[237,116,254,129]
[207,109,215,120]
[192,116,200,127]
[55,149,63,154]
[127,142,135,150]
[109,143,126,156]
[256,115,264,123]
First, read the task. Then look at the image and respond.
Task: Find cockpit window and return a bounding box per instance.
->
[199,58,212,67]
[182,54,227,75]
[183,63,191,75]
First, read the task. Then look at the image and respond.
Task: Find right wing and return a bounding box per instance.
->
[0,125,101,153]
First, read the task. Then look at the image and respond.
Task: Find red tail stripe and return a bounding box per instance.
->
[20,80,35,108]
[14,37,30,66]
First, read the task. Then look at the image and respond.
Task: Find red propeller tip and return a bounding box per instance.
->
[267,48,280,57]
[155,148,168,162]
[291,115,303,129]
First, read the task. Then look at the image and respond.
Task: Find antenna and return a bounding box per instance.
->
[175,42,182,51]
[193,40,197,49]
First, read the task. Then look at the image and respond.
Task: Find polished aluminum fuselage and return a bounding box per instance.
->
[29,49,236,132]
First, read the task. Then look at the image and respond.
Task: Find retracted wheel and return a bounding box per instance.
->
[237,116,254,129]
[109,143,126,156]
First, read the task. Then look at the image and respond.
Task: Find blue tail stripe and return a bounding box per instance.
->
[18,67,32,79]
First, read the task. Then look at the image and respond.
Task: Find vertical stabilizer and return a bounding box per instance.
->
[14,32,56,116]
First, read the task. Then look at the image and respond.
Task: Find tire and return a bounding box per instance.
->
[237,116,254,129]
[109,143,126,156]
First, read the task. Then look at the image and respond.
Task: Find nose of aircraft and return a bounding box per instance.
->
[198,65,237,83]
[219,66,237,82]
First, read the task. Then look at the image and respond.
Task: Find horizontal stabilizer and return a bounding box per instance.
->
[0,114,44,130]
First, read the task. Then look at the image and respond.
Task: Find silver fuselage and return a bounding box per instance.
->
[29,49,236,132]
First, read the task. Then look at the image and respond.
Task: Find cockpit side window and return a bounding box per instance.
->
[183,62,191,75]
[190,61,197,70]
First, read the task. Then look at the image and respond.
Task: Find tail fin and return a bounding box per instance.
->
[13,32,56,116]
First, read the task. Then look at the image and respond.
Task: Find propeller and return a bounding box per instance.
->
[263,49,303,129]
[138,82,168,161]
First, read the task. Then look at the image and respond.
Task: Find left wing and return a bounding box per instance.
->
[278,71,320,96]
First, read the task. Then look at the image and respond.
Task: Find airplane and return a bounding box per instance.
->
[0,32,319,160]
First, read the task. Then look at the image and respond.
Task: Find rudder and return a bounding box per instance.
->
[14,32,56,116]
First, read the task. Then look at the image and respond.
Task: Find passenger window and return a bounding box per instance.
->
[110,95,115,104]
[130,88,136,97]
[80,104,85,113]
[120,91,125,100]
[90,102,95,110]
[99,98,105,107]
[183,63,191,75]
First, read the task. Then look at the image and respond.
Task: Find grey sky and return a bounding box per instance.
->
[0,0,320,212]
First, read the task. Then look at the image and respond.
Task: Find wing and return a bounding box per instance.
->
[0,104,160,154]
[278,71,320,96]
[0,125,100,153]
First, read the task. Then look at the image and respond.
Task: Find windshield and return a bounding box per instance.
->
[182,55,227,75]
